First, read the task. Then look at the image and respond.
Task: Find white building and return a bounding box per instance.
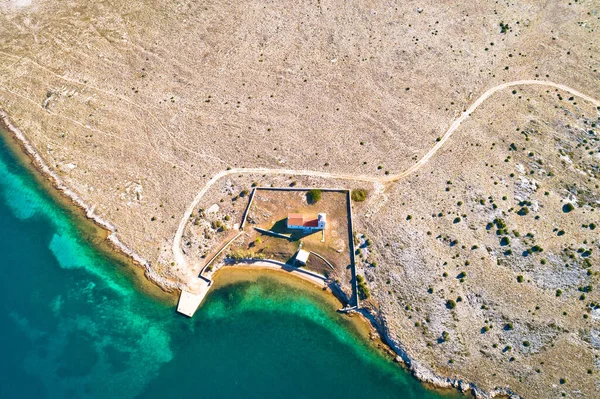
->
[295,249,310,266]
[287,213,326,231]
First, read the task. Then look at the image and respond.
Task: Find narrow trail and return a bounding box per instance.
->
[169,79,600,269]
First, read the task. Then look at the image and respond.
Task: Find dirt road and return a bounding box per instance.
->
[173,80,600,270]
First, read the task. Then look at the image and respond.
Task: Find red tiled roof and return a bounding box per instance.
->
[288,213,319,227]
[302,219,319,227]
[287,213,304,226]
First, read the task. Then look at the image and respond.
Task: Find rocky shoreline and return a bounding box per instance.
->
[0,110,520,399]
[0,110,181,293]
[364,311,521,399]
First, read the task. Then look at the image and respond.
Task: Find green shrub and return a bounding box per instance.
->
[356,274,370,299]
[446,299,456,310]
[531,245,544,253]
[351,189,369,202]
[211,220,223,230]
[307,189,322,204]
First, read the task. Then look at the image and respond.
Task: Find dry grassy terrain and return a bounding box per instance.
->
[359,87,600,397]
[1,1,599,397]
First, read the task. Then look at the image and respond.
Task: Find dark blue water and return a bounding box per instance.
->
[0,132,463,399]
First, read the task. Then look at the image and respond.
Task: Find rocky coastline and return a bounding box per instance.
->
[0,110,181,293]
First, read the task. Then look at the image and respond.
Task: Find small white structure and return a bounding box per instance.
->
[287,213,326,231]
[295,249,310,266]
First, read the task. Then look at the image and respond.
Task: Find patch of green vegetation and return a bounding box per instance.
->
[356,274,370,299]
[307,189,322,204]
[351,189,369,202]
[441,331,450,342]
[211,220,226,232]
[228,250,265,262]
[446,299,456,310]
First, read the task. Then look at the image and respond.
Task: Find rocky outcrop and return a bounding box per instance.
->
[360,310,522,399]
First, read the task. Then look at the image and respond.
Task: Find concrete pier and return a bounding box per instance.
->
[177,279,211,317]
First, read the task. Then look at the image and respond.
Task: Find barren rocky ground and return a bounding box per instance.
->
[1,0,599,397]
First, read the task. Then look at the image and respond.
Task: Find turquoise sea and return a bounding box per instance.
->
[0,131,465,399]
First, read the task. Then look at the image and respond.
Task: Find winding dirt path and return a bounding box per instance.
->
[173,80,600,269]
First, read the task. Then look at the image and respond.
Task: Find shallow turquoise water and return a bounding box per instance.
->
[0,134,464,399]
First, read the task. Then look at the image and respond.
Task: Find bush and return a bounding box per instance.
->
[562,203,575,213]
[356,275,370,299]
[228,250,264,262]
[228,250,245,262]
[307,189,322,204]
[446,299,456,310]
[351,189,368,202]
[441,331,450,342]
